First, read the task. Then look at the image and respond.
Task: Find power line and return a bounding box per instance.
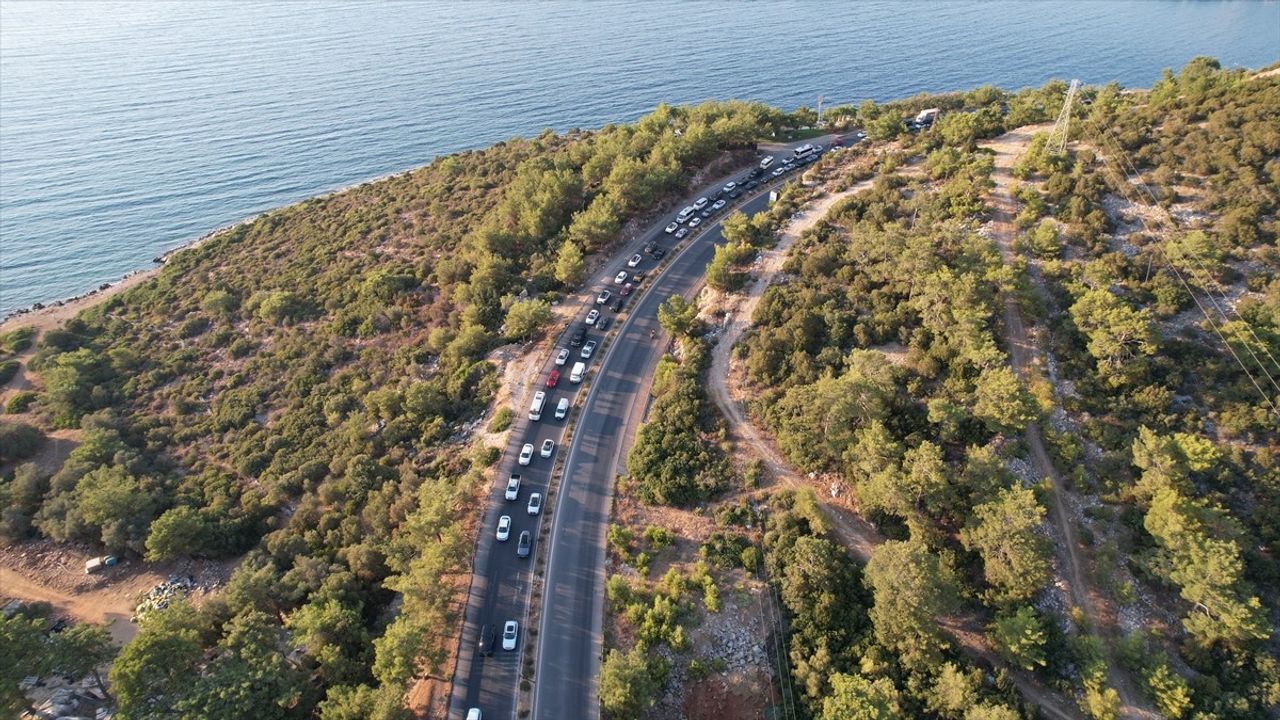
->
[1083,114,1280,396]
[1086,116,1280,382]
[1076,114,1280,419]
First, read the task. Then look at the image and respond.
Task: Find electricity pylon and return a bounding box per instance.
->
[1048,79,1080,154]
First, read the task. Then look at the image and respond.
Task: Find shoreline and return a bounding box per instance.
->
[0,218,238,336]
[0,161,428,337]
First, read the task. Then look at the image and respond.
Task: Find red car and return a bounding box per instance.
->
[546,370,560,387]
[620,282,634,297]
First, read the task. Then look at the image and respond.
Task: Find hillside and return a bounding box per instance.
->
[0,100,788,719]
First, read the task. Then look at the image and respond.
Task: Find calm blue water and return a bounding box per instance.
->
[1,1,1276,315]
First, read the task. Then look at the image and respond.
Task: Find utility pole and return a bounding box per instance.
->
[1048,79,1080,154]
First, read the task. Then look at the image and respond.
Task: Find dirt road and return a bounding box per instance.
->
[705,153,1084,720]
[983,126,1157,720]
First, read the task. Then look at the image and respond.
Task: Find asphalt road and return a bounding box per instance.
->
[449,136,839,720]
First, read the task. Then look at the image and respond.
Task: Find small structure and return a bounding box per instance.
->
[914,107,941,125]
[83,555,117,574]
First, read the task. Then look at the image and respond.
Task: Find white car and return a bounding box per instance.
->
[675,228,689,239]
[585,309,600,325]
[496,515,511,541]
[627,253,642,268]
[711,199,726,211]
[555,348,570,366]
[688,217,702,229]
[596,289,611,304]
[771,167,785,177]
[693,197,708,210]
[505,473,521,500]
[722,181,736,193]
[581,340,597,359]
[518,443,534,466]
[502,620,519,651]
[555,397,570,419]
[614,271,628,284]
[540,439,555,458]
[664,222,678,233]
[467,709,482,720]
[527,492,542,516]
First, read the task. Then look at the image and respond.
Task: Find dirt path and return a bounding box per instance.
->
[1,567,142,645]
[705,157,1083,720]
[983,126,1157,720]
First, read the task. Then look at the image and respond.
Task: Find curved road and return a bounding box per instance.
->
[449,137,835,720]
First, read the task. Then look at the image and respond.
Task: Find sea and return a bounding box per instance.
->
[1,0,1277,316]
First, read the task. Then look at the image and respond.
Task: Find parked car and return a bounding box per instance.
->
[620,283,633,297]
[478,624,497,656]
[546,369,560,387]
[502,620,519,651]
[722,181,736,193]
[674,228,688,239]
[596,289,611,304]
[540,439,554,458]
[517,531,531,558]
[693,197,709,210]
[688,217,702,228]
[555,348,569,365]
[728,188,742,199]
[711,199,726,211]
[468,709,482,720]
[627,253,642,268]
[644,241,657,253]
[581,340,597,359]
[771,167,785,177]
[596,317,610,331]
[610,297,624,312]
[614,271,628,284]
[569,326,586,346]
[585,309,599,325]
[527,492,542,516]
[518,444,533,466]
[555,397,570,419]
[505,473,521,500]
[664,222,678,234]
[496,515,511,541]
[630,270,646,283]
[652,246,667,259]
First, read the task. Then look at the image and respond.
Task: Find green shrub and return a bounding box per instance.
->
[488,407,515,433]
[5,391,37,414]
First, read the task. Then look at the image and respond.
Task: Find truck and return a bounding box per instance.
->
[529,390,546,421]
[570,361,586,383]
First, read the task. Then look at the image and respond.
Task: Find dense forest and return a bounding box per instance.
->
[718,60,1277,719]
[0,100,796,718]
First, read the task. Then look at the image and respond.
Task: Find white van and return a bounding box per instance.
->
[760,156,775,170]
[570,361,586,383]
[676,206,696,223]
[529,390,546,421]
[555,397,570,420]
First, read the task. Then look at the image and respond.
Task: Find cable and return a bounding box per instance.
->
[1085,116,1280,397]
[1087,115,1280,381]
[1077,115,1280,418]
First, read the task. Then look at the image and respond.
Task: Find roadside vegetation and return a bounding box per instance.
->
[709,59,1277,720]
[0,100,795,718]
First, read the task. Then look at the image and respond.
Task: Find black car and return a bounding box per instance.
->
[478,624,497,656]
[746,179,759,190]
[711,189,725,201]
[728,188,742,199]
[644,241,657,254]
[651,247,667,259]
[611,297,624,312]
[569,326,586,347]
[700,209,713,219]
[596,317,611,331]
[748,167,764,179]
